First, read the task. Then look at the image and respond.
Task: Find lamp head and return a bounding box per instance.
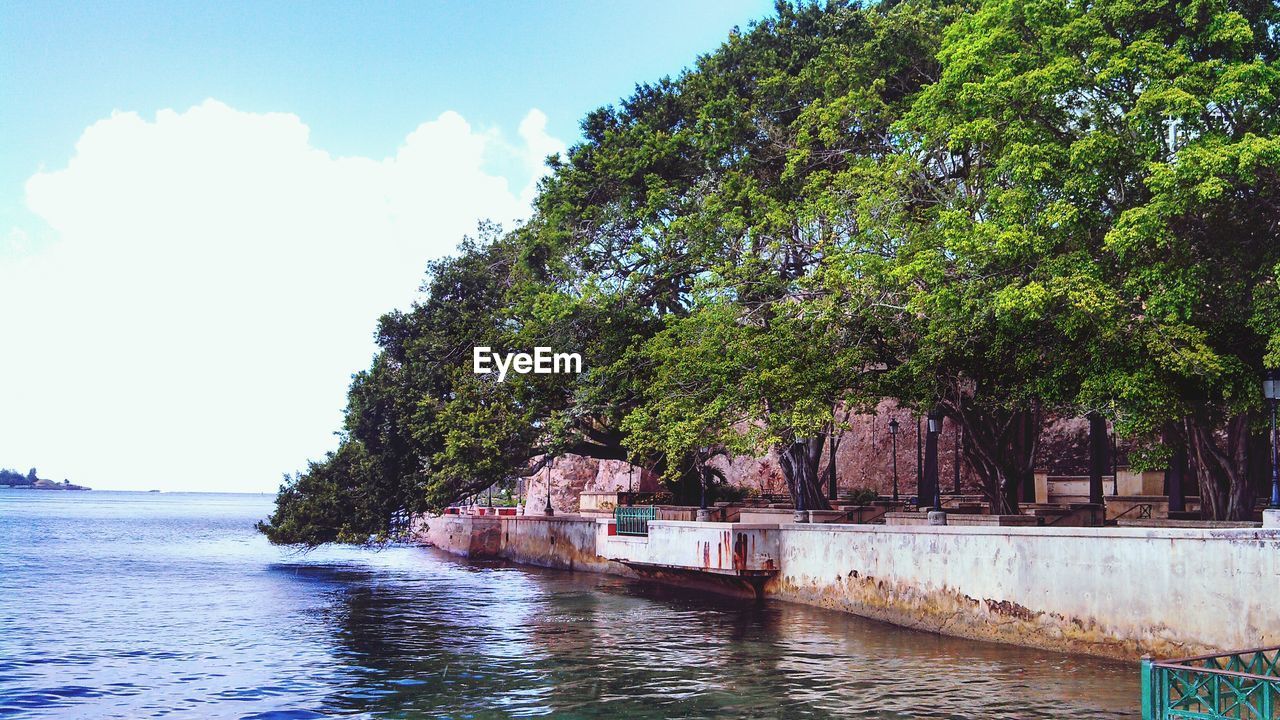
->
[1265,369,1280,401]
[888,418,900,436]
[927,408,943,434]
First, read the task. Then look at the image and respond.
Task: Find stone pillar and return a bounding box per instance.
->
[1264,509,1280,528]
[1088,412,1107,505]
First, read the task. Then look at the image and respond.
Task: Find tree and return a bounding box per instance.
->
[553,0,959,508]
[624,290,878,511]
[887,0,1280,517]
[262,0,1280,540]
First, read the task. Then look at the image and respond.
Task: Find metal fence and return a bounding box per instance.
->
[1143,647,1280,719]
[614,506,656,536]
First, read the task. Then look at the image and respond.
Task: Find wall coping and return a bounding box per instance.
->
[592,518,787,531]
[435,513,501,524]
[499,514,596,524]
[650,520,783,531]
[777,521,1280,542]
[602,535,649,545]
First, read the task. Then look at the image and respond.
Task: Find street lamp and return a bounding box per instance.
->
[627,462,634,507]
[927,408,943,511]
[888,418,900,502]
[544,456,555,516]
[1265,369,1280,508]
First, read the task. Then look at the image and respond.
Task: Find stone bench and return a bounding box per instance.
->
[946,513,1042,527]
[1117,518,1261,529]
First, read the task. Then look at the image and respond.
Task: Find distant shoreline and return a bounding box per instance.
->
[0,487,274,495]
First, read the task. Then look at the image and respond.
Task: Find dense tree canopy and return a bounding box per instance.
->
[258,0,1280,544]
[0,468,36,487]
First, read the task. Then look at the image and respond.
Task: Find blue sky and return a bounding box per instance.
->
[2,0,775,247]
[0,1,777,492]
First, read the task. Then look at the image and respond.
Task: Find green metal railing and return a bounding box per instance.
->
[614,506,656,536]
[1144,647,1280,719]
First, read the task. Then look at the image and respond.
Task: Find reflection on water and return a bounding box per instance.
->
[0,491,1138,718]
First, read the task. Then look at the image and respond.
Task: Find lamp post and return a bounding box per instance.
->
[1265,370,1280,508]
[627,462,634,507]
[888,418,900,502]
[544,457,555,516]
[927,408,943,511]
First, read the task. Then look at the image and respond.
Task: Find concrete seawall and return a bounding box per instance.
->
[424,514,502,557]
[424,514,611,572]
[498,515,613,572]
[768,523,1280,660]
[421,513,1280,660]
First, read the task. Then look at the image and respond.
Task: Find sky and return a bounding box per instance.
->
[0,0,777,493]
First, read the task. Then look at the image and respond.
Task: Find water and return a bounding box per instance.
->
[0,490,1139,719]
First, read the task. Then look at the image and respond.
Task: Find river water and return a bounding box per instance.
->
[0,490,1138,719]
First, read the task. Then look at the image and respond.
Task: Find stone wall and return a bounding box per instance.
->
[521,457,662,514]
[420,510,1278,660]
[422,514,501,558]
[498,515,613,573]
[521,402,1121,507]
[767,523,1280,660]
[707,400,984,499]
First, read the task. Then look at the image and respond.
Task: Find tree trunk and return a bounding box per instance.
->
[1164,422,1187,514]
[778,436,832,512]
[827,427,840,501]
[1185,413,1255,521]
[945,395,1040,515]
[1020,411,1037,504]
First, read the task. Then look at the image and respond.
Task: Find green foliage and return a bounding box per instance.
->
[843,487,879,506]
[265,0,1280,539]
[256,441,391,546]
[0,468,36,486]
[888,0,1280,516]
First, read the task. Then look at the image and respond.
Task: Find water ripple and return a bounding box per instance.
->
[0,490,1139,719]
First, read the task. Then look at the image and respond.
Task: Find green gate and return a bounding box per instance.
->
[614,506,656,536]
[1143,647,1280,719]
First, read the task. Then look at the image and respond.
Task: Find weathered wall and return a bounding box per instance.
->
[498,515,616,573]
[517,402,1131,508]
[423,514,501,558]
[521,457,662,514]
[599,520,781,574]
[707,400,985,500]
[421,511,1277,659]
[767,523,1280,660]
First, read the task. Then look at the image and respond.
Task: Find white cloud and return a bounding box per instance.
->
[0,99,564,493]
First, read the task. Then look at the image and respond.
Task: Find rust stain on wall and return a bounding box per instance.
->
[733,533,748,570]
[764,571,1210,661]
